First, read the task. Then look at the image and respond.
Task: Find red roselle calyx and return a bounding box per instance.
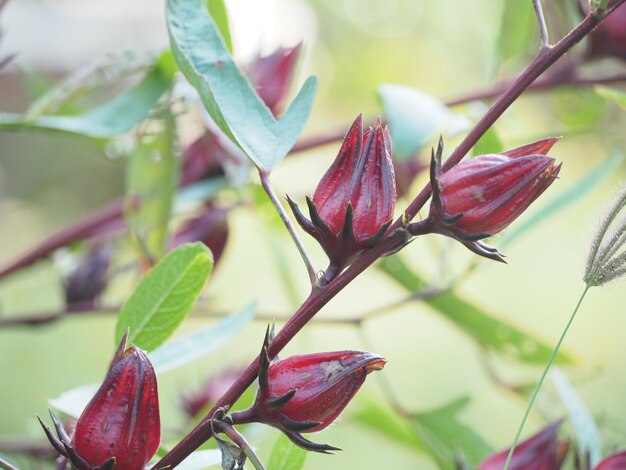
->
[410,137,561,262]
[229,330,386,453]
[288,114,396,284]
[595,450,626,469]
[478,421,569,470]
[39,336,160,470]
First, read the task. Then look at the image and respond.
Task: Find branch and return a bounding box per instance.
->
[533,0,550,48]
[258,170,317,287]
[152,5,626,467]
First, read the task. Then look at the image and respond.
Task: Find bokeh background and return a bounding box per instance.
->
[1,0,626,468]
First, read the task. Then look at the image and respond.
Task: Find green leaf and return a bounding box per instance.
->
[472,127,503,156]
[501,153,623,248]
[167,0,317,171]
[595,85,626,110]
[49,383,99,419]
[0,53,173,138]
[115,243,214,351]
[552,368,602,467]
[409,397,492,469]
[207,0,233,53]
[377,256,576,365]
[126,111,179,260]
[177,449,223,470]
[353,396,424,452]
[353,397,490,468]
[496,0,535,65]
[378,83,470,160]
[267,434,307,470]
[150,302,256,373]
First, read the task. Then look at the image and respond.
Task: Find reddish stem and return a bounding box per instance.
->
[152,6,625,468]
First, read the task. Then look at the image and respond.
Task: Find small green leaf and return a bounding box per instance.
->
[353,397,424,452]
[267,434,307,470]
[0,54,173,138]
[552,368,602,467]
[167,0,317,171]
[472,127,503,156]
[207,0,233,53]
[49,383,99,418]
[126,111,179,261]
[150,302,256,373]
[409,397,492,469]
[176,449,223,470]
[378,83,470,160]
[501,153,623,248]
[496,0,535,65]
[377,256,576,365]
[115,243,214,351]
[595,85,626,110]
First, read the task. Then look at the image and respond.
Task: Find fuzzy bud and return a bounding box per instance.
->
[595,450,626,469]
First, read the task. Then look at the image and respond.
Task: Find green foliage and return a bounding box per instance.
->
[595,85,626,111]
[126,111,179,261]
[267,434,307,470]
[150,303,256,373]
[167,0,317,171]
[552,368,602,467]
[378,83,469,160]
[115,243,214,351]
[354,396,490,469]
[496,0,536,66]
[0,52,173,138]
[207,0,233,53]
[377,256,576,365]
[472,127,504,156]
[409,397,492,469]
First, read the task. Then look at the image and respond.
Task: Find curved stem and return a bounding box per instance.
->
[0,456,18,470]
[150,3,625,467]
[503,285,590,469]
[533,0,550,48]
[258,170,317,287]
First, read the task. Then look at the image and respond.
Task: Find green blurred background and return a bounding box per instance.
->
[1,0,626,468]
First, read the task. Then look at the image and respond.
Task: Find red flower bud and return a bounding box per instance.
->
[586,3,626,61]
[288,114,396,282]
[478,421,568,470]
[231,332,386,453]
[39,337,160,470]
[247,44,301,116]
[596,450,626,470]
[414,137,561,261]
[180,131,229,186]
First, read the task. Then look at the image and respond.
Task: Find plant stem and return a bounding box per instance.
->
[503,285,590,470]
[258,170,317,287]
[0,456,18,470]
[152,5,626,467]
[533,0,550,48]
